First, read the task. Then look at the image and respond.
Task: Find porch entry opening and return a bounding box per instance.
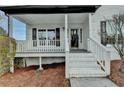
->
[32,28,60,47]
[71,29,79,48]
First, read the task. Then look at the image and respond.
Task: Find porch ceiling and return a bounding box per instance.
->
[13,13,89,25]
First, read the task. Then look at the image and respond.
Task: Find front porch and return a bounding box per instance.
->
[14,13,90,55]
[1,6,110,79]
[9,13,110,79]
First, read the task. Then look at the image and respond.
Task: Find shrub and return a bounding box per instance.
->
[0,33,16,76]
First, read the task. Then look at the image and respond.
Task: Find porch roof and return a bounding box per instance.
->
[0,5,100,15]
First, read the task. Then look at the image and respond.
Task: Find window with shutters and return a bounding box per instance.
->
[32,28,37,47]
[101,21,122,45]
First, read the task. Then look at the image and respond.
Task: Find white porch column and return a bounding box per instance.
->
[8,16,13,38]
[39,57,43,70]
[8,15,14,73]
[23,57,26,67]
[65,14,69,52]
[89,13,93,38]
[65,14,69,78]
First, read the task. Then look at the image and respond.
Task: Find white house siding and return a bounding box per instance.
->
[26,57,65,66]
[26,25,32,40]
[91,5,124,60]
[26,23,85,49]
[26,24,65,48]
[106,45,121,60]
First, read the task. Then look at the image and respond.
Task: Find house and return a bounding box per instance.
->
[0,5,123,78]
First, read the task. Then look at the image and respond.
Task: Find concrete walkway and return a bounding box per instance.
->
[70,78,118,87]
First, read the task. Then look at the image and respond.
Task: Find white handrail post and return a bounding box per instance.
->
[106,51,111,75]
[65,14,69,79]
[87,39,90,52]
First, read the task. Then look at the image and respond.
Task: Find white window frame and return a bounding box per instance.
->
[37,28,60,47]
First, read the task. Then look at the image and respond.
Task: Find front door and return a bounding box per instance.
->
[71,29,79,48]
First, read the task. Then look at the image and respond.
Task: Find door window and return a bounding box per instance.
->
[71,29,79,48]
[80,29,82,43]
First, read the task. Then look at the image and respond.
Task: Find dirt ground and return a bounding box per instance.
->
[0,63,69,87]
[109,60,124,87]
[2,60,124,87]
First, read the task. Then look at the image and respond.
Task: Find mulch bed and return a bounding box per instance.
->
[2,60,124,87]
[109,60,124,87]
[0,63,69,87]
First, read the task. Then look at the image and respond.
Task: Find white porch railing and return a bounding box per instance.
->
[16,40,65,52]
[16,40,26,52]
[88,37,111,75]
[37,40,60,46]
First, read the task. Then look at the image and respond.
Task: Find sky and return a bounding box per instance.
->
[0,10,26,40]
[13,18,26,40]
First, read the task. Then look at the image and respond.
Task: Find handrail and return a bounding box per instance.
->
[88,37,110,75]
[88,37,109,52]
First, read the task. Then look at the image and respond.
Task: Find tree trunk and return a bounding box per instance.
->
[119,57,124,72]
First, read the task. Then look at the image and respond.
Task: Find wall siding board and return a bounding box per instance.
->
[26,23,86,49]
